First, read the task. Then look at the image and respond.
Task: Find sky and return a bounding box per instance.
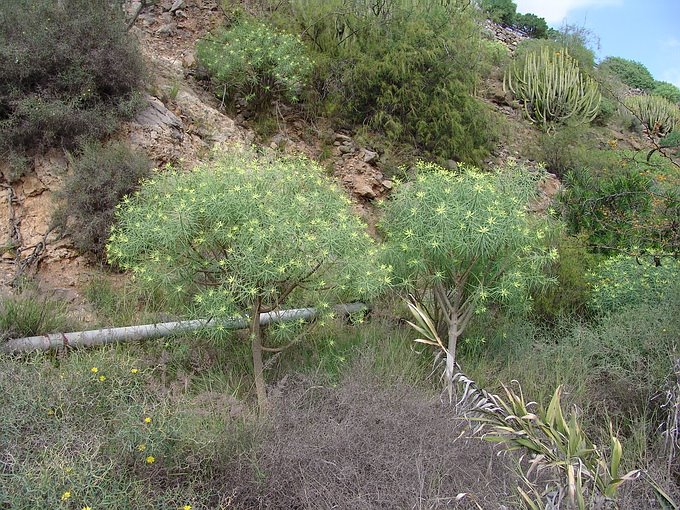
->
[514,0,680,88]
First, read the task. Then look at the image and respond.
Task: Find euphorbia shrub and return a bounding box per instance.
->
[196,19,313,109]
[107,147,388,411]
[380,162,557,394]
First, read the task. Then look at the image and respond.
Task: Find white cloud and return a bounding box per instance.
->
[660,68,680,88]
[514,0,623,24]
[661,37,680,49]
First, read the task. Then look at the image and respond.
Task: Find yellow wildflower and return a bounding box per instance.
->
[98,375,106,382]
[131,368,139,374]
[144,416,152,424]
[137,443,146,452]
[146,456,155,464]
[90,367,98,373]
[61,491,71,501]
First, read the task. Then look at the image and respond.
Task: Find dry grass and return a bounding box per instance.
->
[240,359,515,509]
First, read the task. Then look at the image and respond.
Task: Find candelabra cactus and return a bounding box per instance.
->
[504,47,601,133]
[625,94,680,137]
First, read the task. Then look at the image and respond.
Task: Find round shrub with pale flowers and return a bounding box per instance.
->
[197,19,313,107]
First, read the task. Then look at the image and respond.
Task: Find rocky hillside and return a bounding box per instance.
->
[0,0,664,321]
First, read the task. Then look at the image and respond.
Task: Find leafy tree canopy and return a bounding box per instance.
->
[108,147,389,410]
[599,56,656,91]
[380,162,557,390]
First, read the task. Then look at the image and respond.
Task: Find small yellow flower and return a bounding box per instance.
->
[90,367,98,373]
[61,491,71,501]
[98,375,106,382]
[146,455,155,464]
[82,507,92,510]
[130,368,139,374]
[137,443,146,451]
[181,505,192,510]
[144,416,152,424]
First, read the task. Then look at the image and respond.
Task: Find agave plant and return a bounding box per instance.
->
[406,297,641,509]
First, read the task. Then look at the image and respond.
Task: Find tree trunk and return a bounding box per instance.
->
[250,297,268,415]
[445,310,459,403]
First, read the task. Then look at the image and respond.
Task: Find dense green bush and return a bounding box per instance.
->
[512,12,549,38]
[653,81,680,104]
[479,0,516,25]
[197,19,313,109]
[659,130,680,157]
[273,0,495,165]
[349,5,494,163]
[515,26,596,73]
[551,24,598,71]
[561,163,679,255]
[533,122,594,176]
[592,95,618,126]
[505,47,601,132]
[0,0,145,156]
[54,142,150,258]
[599,57,656,91]
[588,254,680,314]
[532,234,596,320]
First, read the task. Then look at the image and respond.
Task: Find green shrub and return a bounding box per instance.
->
[515,27,597,75]
[659,130,680,157]
[380,161,557,393]
[107,146,388,410]
[561,164,679,255]
[0,290,70,340]
[599,56,656,91]
[512,12,549,38]
[276,0,495,165]
[505,46,601,132]
[653,81,680,104]
[562,167,651,251]
[593,95,618,126]
[550,24,598,72]
[588,254,680,314]
[624,94,680,137]
[481,38,511,68]
[532,234,597,320]
[54,142,150,258]
[0,0,145,156]
[342,5,494,164]
[479,0,517,25]
[196,19,313,109]
[533,122,594,176]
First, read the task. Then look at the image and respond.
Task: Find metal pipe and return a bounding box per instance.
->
[1,302,368,354]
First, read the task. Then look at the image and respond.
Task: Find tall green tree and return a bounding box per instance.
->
[107,147,388,412]
[599,56,656,91]
[380,162,556,395]
[479,0,517,25]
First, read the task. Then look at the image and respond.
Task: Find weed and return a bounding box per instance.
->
[0,289,71,340]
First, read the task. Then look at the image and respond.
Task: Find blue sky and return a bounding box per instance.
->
[514,0,680,87]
